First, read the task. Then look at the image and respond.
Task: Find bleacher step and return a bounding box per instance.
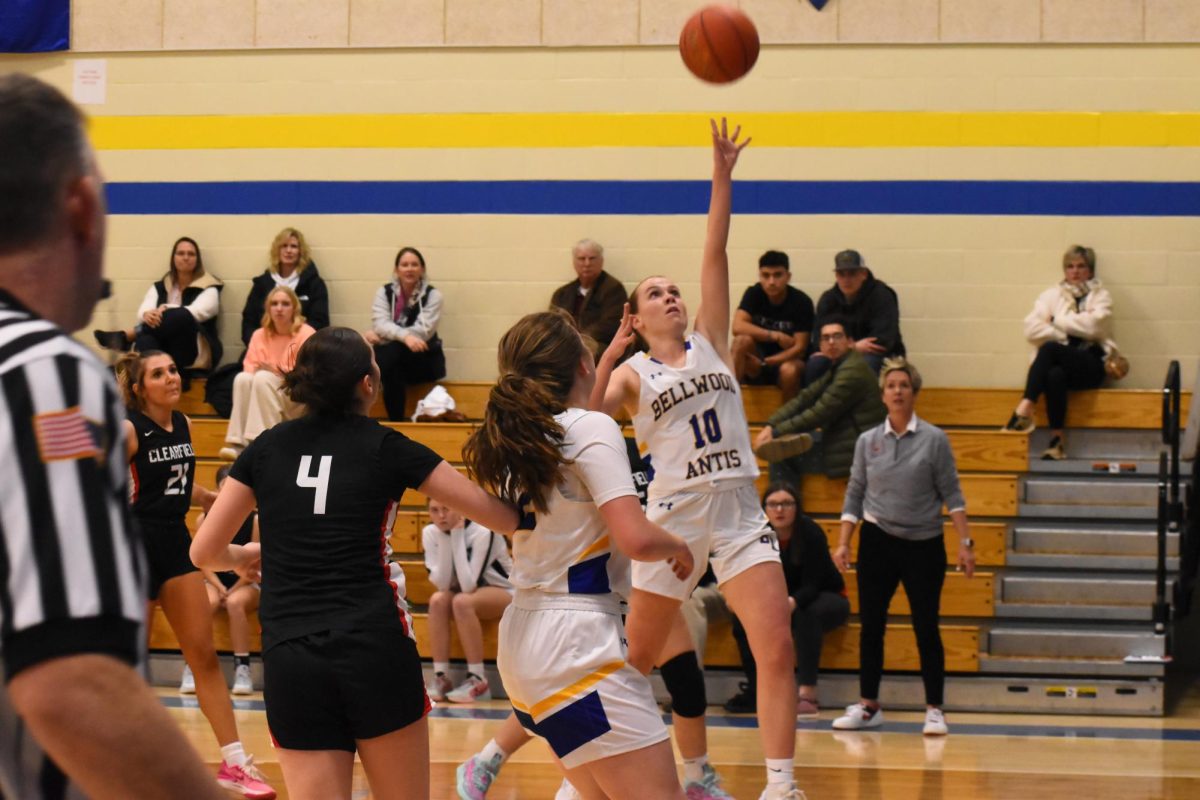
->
[977,654,1167,679]
[987,626,1165,660]
[1022,476,1158,507]
[1008,522,1179,570]
[1000,574,1156,606]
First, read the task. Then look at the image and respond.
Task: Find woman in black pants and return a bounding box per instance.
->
[1002,245,1119,460]
[726,482,849,720]
[833,358,975,736]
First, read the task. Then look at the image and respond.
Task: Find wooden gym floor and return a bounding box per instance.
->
[164,687,1200,799]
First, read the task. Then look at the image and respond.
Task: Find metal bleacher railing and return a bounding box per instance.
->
[1157,361,1183,635]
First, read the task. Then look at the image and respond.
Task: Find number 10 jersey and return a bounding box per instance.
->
[626,333,758,500]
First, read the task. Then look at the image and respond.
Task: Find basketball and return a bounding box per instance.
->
[679,5,760,84]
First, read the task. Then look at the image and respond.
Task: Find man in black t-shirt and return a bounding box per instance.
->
[731,250,814,400]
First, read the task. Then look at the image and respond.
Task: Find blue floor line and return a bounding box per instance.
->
[159,696,1200,742]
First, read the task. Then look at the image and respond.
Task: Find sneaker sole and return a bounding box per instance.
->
[831,718,882,730]
[754,434,813,462]
[216,779,276,800]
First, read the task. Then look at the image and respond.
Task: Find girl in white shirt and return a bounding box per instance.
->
[423,498,513,704]
[463,309,693,800]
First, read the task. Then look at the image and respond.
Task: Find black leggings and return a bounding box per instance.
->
[1022,341,1105,430]
[856,521,946,706]
[374,339,446,421]
[732,590,849,687]
[134,308,199,370]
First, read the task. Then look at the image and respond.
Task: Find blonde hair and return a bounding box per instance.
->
[1062,244,1096,274]
[879,356,922,394]
[260,285,307,336]
[269,227,312,275]
[463,310,583,513]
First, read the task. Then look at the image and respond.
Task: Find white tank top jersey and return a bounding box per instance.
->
[507,408,637,600]
[627,332,759,499]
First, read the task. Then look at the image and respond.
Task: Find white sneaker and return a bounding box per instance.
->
[232,664,253,695]
[832,703,883,730]
[426,672,453,702]
[923,707,949,736]
[757,787,808,800]
[179,664,195,694]
[446,675,492,703]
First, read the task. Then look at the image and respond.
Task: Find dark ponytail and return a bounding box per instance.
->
[464,310,583,513]
[283,327,373,417]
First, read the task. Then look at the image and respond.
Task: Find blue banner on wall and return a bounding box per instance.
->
[0,0,69,53]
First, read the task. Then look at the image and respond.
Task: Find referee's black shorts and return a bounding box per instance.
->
[264,627,430,751]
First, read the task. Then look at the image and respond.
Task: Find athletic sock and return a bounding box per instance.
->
[479,738,508,766]
[221,741,247,768]
[467,663,486,682]
[434,661,450,676]
[234,653,250,668]
[682,753,709,783]
[765,757,794,786]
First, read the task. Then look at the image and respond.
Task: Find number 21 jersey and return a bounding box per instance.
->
[128,409,194,520]
[626,332,758,499]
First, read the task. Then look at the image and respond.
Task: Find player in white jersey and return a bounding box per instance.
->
[463,310,694,800]
[593,119,806,800]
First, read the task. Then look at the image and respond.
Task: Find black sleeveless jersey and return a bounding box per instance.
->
[129,410,194,521]
[229,414,443,650]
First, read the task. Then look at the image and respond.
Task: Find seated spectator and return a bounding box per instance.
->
[187,465,260,697]
[423,498,514,704]
[94,236,223,389]
[363,246,446,421]
[219,286,315,460]
[731,250,813,400]
[754,315,887,481]
[1002,245,1119,460]
[807,249,905,383]
[240,227,329,347]
[724,483,849,718]
[549,238,627,347]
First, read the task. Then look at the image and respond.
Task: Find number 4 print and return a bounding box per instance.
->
[297,455,332,514]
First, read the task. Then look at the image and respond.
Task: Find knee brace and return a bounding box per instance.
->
[659,651,707,718]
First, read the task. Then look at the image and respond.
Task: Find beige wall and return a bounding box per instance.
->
[4,40,1198,390]
[69,0,1200,51]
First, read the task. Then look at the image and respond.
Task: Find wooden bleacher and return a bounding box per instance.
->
[168,380,1189,683]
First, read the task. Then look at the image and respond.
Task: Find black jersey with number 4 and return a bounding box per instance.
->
[129,410,194,520]
[229,414,443,650]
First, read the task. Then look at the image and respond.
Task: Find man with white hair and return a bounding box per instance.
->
[549,238,628,348]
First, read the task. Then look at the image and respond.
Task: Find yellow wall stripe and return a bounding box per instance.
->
[88,111,1200,150]
[508,660,627,720]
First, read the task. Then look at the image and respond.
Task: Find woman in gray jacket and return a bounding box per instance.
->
[364,246,446,420]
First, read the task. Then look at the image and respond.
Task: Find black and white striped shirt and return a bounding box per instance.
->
[0,290,147,800]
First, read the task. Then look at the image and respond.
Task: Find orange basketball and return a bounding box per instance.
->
[679,5,760,84]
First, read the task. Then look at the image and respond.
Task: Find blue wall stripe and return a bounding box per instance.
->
[106,180,1200,217]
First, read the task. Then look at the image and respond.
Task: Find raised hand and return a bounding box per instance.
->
[711,116,751,175]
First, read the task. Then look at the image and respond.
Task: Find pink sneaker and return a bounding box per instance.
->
[217,757,276,800]
[446,675,492,703]
[796,696,820,720]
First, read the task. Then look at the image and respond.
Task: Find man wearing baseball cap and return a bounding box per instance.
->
[805,249,905,383]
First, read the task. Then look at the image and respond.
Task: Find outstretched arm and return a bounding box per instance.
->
[694,117,750,367]
[589,303,638,416]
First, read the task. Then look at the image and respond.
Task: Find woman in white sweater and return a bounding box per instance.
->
[1002,245,1119,459]
[423,498,513,704]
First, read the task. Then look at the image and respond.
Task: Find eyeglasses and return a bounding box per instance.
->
[765,500,797,510]
[819,332,846,343]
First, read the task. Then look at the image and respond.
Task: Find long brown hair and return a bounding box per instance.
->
[463,310,584,513]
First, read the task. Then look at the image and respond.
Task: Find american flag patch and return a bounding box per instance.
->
[34,406,102,462]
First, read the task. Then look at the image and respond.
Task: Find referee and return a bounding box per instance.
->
[0,75,221,798]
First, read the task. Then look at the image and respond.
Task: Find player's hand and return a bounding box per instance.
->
[667,540,694,581]
[856,337,886,355]
[601,304,637,365]
[711,117,750,175]
[753,426,774,450]
[833,544,852,573]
